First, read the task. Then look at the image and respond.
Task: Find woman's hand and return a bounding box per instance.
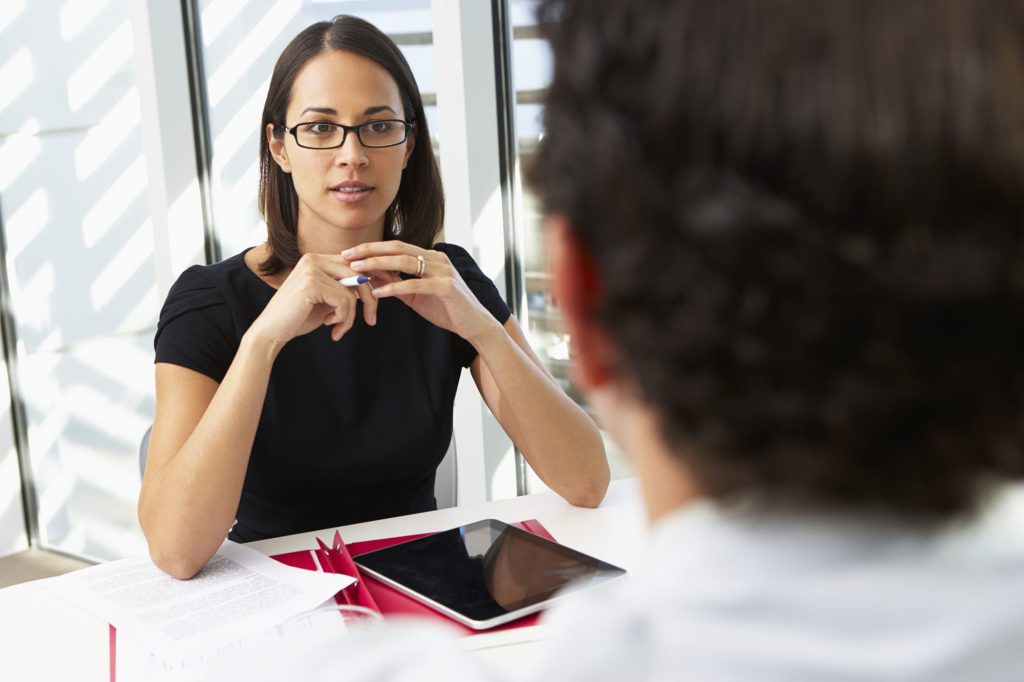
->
[343,241,497,344]
[248,252,378,350]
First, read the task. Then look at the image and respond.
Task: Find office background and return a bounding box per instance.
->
[0,0,632,565]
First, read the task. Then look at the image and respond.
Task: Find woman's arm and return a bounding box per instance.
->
[347,242,609,507]
[139,253,374,579]
[468,316,609,507]
[140,339,277,580]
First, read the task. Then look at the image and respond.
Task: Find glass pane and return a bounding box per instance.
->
[0,358,25,556]
[196,0,439,258]
[507,0,633,481]
[20,334,154,559]
[0,0,164,559]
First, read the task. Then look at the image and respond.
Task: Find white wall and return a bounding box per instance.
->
[432,0,519,504]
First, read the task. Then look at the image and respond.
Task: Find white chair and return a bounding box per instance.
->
[434,438,458,509]
[138,425,151,479]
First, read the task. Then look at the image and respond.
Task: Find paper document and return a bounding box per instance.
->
[45,540,354,657]
[116,598,352,681]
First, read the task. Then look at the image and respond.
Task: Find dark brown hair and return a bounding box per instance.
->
[529,0,1024,518]
[257,15,443,274]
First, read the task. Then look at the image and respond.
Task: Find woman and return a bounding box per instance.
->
[139,15,608,580]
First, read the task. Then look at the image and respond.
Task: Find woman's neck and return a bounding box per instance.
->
[296,214,386,255]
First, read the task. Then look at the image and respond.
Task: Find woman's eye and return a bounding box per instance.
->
[367,121,392,135]
[308,123,334,135]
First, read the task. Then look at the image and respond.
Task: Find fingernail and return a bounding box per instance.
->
[342,248,354,257]
[351,260,363,270]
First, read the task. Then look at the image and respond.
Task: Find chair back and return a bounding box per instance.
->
[434,438,458,509]
[139,425,152,478]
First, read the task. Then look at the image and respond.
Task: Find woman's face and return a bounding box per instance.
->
[267,50,415,244]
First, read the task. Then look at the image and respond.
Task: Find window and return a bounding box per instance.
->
[505,0,632,485]
[0,0,204,560]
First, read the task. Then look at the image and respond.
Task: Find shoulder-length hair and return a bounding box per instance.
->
[257,15,443,274]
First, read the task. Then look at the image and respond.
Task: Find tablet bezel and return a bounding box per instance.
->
[352,518,627,630]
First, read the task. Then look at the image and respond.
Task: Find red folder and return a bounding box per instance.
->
[270,519,554,635]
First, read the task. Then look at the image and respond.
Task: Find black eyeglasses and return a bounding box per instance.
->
[277,119,411,149]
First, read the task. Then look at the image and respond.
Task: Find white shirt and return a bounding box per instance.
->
[216,490,1024,681]
[532,494,1024,681]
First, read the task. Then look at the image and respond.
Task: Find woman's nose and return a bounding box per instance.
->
[334,131,368,167]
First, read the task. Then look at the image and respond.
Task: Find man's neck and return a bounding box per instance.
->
[634,439,701,524]
[593,388,700,524]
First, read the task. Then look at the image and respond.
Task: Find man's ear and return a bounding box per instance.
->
[266,123,291,173]
[546,214,615,389]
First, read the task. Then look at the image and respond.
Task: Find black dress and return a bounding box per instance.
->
[153,243,511,542]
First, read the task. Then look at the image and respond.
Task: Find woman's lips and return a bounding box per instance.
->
[330,186,374,203]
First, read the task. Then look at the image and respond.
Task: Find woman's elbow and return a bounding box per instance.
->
[560,439,611,507]
[567,490,604,508]
[141,516,211,579]
[148,544,207,580]
[565,469,610,508]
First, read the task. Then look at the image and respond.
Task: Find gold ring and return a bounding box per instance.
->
[415,255,426,278]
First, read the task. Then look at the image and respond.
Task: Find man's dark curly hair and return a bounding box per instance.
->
[528,0,1024,518]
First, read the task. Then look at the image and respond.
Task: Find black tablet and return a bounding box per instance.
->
[353,519,627,630]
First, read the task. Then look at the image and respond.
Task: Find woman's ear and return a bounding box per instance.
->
[402,123,416,169]
[266,123,291,173]
[546,214,616,389]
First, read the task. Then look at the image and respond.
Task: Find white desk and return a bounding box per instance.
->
[0,478,645,681]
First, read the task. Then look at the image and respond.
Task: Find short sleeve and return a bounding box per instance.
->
[154,266,237,382]
[434,243,512,368]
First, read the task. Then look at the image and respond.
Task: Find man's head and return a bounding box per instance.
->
[530,0,1024,518]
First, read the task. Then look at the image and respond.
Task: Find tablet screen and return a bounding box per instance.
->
[353,519,626,628]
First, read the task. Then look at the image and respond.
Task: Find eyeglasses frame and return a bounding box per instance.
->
[276,119,413,150]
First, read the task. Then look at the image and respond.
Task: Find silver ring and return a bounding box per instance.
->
[415,255,426,278]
